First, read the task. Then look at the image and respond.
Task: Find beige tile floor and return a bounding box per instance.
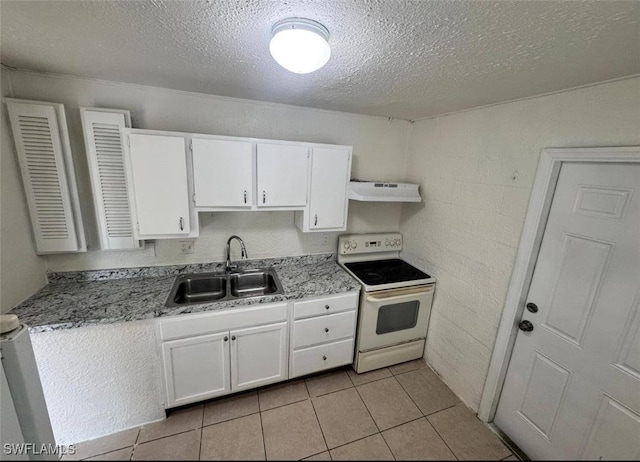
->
[65,360,518,461]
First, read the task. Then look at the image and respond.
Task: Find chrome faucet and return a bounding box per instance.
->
[225,235,248,273]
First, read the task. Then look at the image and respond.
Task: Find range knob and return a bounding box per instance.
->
[395,238,401,246]
[343,241,350,251]
[352,241,357,249]
[385,239,390,247]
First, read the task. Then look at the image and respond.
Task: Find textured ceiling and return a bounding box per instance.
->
[1,0,639,120]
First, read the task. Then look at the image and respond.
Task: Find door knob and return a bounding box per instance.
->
[519,320,534,332]
[526,302,538,313]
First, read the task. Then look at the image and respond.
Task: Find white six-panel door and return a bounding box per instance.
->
[495,162,640,460]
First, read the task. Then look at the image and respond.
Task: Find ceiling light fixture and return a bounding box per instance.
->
[269,18,331,74]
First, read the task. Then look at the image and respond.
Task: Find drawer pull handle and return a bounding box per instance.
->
[231,335,236,341]
[224,336,228,342]
[324,328,329,333]
[322,355,327,361]
[325,305,330,310]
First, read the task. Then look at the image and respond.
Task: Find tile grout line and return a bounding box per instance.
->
[129,427,141,461]
[303,378,332,458]
[198,405,204,460]
[393,368,460,419]
[356,370,453,460]
[201,410,261,429]
[408,386,462,461]
[424,402,459,417]
[424,414,460,461]
[352,380,382,434]
[258,410,268,460]
[308,398,330,456]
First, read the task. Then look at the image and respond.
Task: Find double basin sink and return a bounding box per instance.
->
[165,268,284,307]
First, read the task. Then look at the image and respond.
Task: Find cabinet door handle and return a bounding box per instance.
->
[325,305,330,310]
[262,191,266,204]
[231,335,236,341]
[244,190,247,204]
[322,355,327,361]
[324,327,329,333]
[314,214,318,226]
[224,336,228,342]
[179,217,184,231]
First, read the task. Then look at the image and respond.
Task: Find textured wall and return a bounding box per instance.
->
[3,70,409,273]
[30,320,165,444]
[400,77,640,411]
[0,73,47,312]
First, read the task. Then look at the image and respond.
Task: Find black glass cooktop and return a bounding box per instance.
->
[344,259,431,286]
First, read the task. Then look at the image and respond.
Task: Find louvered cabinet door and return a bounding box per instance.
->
[6,100,85,253]
[81,109,141,250]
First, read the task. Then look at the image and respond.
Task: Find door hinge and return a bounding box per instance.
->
[193,193,196,204]
[189,140,193,153]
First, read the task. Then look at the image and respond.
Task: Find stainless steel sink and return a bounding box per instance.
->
[165,268,283,307]
[230,271,280,298]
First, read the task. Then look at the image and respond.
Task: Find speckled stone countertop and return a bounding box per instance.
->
[10,254,360,333]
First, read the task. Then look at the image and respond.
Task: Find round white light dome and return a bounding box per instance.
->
[269,18,331,74]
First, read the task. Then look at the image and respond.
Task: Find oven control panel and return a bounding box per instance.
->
[338,233,403,255]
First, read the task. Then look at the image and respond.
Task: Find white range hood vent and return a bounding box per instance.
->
[348,181,421,202]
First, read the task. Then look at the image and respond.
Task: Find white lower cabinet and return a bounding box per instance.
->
[161,332,231,408]
[230,322,288,392]
[158,302,288,408]
[289,291,360,379]
[158,292,359,408]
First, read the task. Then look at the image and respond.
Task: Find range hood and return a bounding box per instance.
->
[348,181,421,202]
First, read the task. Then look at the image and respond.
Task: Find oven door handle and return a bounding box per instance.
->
[365,284,433,302]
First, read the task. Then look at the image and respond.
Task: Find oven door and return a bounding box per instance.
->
[357,284,434,351]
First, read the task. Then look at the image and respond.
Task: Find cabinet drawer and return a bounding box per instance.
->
[290,338,354,378]
[294,291,359,319]
[158,302,287,341]
[293,310,356,349]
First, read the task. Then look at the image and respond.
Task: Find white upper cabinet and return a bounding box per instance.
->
[296,147,352,232]
[257,143,309,207]
[126,132,197,239]
[80,108,142,251]
[6,99,86,254]
[192,138,253,208]
[309,147,351,230]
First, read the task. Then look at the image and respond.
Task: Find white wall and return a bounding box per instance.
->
[31,320,164,444]
[0,72,47,313]
[3,69,409,273]
[400,77,640,411]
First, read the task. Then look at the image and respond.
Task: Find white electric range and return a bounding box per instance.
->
[338,233,436,373]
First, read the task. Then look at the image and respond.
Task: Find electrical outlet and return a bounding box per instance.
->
[179,240,194,254]
[321,234,330,245]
